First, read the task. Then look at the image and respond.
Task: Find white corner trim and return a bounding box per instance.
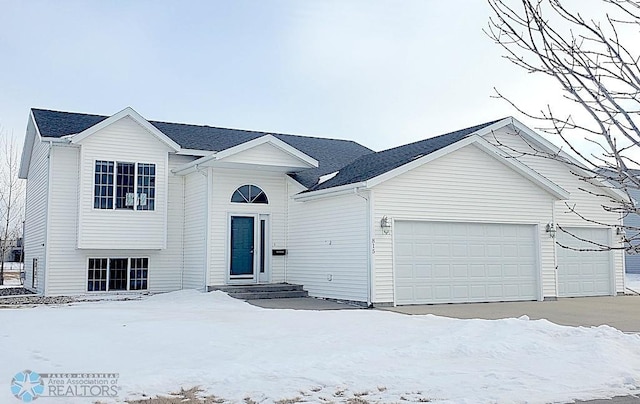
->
[215,135,318,168]
[69,107,181,151]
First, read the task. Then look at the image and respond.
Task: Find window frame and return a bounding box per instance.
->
[93,160,156,211]
[86,257,149,292]
[230,184,269,204]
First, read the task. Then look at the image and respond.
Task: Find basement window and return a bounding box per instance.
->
[87,258,148,292]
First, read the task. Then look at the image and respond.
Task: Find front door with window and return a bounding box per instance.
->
[229,215,270,283]
[230,216,255,278]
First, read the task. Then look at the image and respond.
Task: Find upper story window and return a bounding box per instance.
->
[94,160,155,210]
[231,185,268,204]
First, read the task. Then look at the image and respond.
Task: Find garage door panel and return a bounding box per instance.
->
[557,227,612,297]
[395,221,538,304]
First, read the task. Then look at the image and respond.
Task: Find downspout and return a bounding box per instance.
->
[551,200,558,300]
[284,178,289,283]
[43,140,53,295]
[195,164,209,292]
[180,174,185,290]
[354,188,372,307]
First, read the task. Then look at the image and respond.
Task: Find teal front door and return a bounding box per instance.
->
[230,216,255,277]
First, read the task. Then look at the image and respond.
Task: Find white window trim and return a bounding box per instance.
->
[93,160,156,211]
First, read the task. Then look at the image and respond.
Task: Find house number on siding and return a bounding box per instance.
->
[371,238,375,254]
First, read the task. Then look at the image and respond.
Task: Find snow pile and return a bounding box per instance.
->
[1,290,639,403]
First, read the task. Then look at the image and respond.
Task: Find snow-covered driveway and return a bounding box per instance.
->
[1,290,639,403]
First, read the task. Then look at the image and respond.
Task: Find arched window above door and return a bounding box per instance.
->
[231,185,268,204]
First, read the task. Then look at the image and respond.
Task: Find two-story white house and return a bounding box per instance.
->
[19,107,627,305]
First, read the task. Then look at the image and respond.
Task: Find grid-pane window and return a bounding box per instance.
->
[130,258,149,290]
[94,161,114,209]
[116,163,135,209]
[137,164,156,211]
[108,258,128,290]
[87,258,149,292]
[231,185,268,204]
[88,258,108,291]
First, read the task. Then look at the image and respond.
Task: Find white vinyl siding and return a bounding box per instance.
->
[287,184,370,302]
[22,126,49,294]
[485,128,625,294]
[395,221,538,304]
[44,142,191,295]
[372,143,556,304]
[208,168,288,285]
[557,227,614,296]
[183,169,207,289]
[77,116,172,249]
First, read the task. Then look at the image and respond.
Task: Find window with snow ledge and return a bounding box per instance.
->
[87,258,148,292]
[94,161,155,211]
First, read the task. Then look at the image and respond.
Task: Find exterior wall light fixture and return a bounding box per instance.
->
[546,222,557,238]
[380,216,391,235]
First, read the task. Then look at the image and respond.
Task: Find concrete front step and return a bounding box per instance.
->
[207,283,309,300]
[208,283,304,294]
[228,290,309,300]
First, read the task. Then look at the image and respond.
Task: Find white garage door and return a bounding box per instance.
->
[556,227,612,297]
[394,221,538,305]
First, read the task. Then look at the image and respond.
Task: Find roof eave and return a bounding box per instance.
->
[69,107,181,152]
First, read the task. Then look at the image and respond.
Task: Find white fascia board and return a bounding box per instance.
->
[501,117,628,202]
[215,135,319,168]
[19,113,38,178]
[176,148,214,157]
[292,181,367,201]
[171,152,217,175]
[365,135,482,188]
[18,112,71,179]
[18,112,38,179]
[69,107,181,151]
[471,136,570,200]
[364,134,570,200]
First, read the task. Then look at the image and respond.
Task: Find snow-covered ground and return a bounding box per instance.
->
[627,273,640,292]
[1,291,639,404]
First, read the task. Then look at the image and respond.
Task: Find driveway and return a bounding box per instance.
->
[379,296,640,333]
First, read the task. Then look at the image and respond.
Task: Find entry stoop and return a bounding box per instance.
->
[207,283,309,300]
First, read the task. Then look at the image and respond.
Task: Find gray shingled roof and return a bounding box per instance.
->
[31,109,504,192]
[31,108,373,188]
[309,119,504,191]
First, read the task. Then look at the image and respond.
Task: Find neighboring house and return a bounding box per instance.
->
[0,238,23,263]
[19,107,627,305]
[622,170,640,274]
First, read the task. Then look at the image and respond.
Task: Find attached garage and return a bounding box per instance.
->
[556,227,613,297]
[394,221,539,305]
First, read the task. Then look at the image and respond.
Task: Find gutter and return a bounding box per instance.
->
[293,181,368,202]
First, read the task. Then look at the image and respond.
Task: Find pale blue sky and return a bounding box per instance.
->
[1,1,565,151]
